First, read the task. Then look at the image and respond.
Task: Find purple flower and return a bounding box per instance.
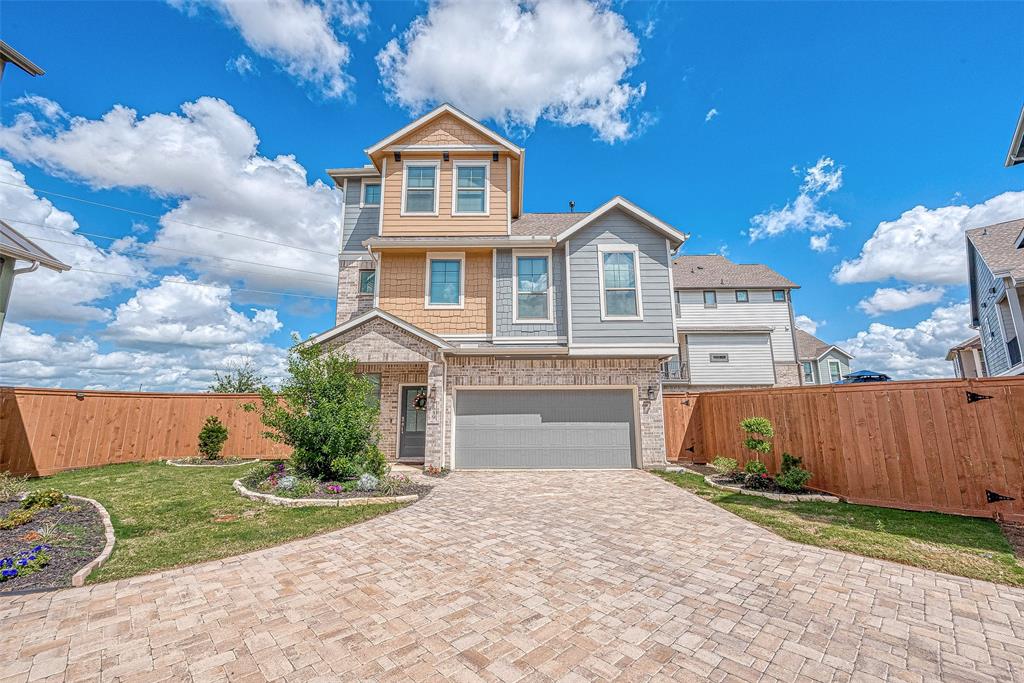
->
[1,569,17,578]
[17,559,28,567]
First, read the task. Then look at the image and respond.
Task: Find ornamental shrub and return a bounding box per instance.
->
[740,416,774,456]
[744,472,774,490]
[198,416,229,460]
[710,457,738,476]
[356,473,379,492]
[0,508,35,530]
[743,460,768,475]
[21,489,64,510]
[777,453,812,492]
[0,471,27,502]
[257,340,385,481]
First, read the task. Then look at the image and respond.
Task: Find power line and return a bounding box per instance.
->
[0,178,339,257]
[3,216,338,280]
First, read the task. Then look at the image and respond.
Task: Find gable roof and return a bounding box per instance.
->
[795,328,852,360]
[0,220,69,272]
[364,103,523,158]
[554,196,688,246]
[305,309,452,350]
[945,335,982,361]
[966,218,1024,284]
[1007,104,1024,168]
[0,40,44,77]
[510,212,589,237]
[672,254,797,289]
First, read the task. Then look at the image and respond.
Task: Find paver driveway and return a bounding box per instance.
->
[3,471,1024,682]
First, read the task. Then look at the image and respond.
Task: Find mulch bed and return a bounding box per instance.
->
[167,457,259,467]
[0,498,106,593]
[681,463,835,500]
[999,522,1024,563]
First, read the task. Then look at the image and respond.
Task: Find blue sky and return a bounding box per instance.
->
[0,0,1021,389]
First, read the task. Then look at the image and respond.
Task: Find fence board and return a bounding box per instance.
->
[664,377,1024,522]
[0,387,290,476]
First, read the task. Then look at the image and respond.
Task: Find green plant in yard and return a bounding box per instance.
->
[743,460,767,475]
[198,416,230,460]
[0,508,35,530]
[209,360,266,393]
[776,453,812,492]
[0,471,28,502]
[710,457,738,476]
[21,489,65,510]
[256,341,386,481]
[740,416,774,458]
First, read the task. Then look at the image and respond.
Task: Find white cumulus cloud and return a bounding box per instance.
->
[749,157,846,250]
[856,285,946,317]
[794,314,823,335]
[377,0,647,143]
[832,190,1024,285]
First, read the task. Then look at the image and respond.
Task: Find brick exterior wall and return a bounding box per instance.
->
[774,362,802,387]
[336,259,375,324]
[356,363,428,460]
[378,250,492,334]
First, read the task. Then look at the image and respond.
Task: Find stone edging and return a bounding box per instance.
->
[68,495,116,587]
[702,474,841,503]
[165,459,260,468]
[233,480,418,508]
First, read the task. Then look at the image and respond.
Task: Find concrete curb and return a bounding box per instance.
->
[165,459,260,468]
[233,480,418,508]
[69,495,116,587]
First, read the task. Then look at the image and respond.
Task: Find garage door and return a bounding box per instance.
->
[454,389,636,469]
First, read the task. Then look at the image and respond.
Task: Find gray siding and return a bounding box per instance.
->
[815,350,851,384]
[686,333,775,385]
[566,209,675,345]
[972,246,1010,375]
[494,249,567,338]
[341,178,380,253]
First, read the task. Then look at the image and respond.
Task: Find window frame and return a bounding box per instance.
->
[424,251,465,309]
[827,359,843,383]
[359,372,382,407]
[451,159,490,217]
[360,181,381,208]
[512,249,553,324]
[597,244,643,321]
[709,353,730,363]
[703,290,717,308]
[801,361,814,384]
[772,289,787,302]
[735,290,749,303]
[357,269,376,296]
[401,160,440,216]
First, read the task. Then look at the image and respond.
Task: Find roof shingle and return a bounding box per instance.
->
[795,329,851,360]
[671,254,797,289]
[966,218,1024,282]
[510,212,587,237]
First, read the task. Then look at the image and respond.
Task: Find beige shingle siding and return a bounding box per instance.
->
[377,249,492,334]
[392,112,494,147]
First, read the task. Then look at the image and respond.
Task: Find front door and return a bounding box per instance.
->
[399,385,427,461]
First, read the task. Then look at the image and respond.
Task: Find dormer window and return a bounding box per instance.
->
[361,182,380,207]
[453,161,488,215]
[402,162,439,215]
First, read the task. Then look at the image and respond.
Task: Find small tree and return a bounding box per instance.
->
[198,416,229,460]
[256,340,386,481]
[739,416,774,462]
[210,360,265,393]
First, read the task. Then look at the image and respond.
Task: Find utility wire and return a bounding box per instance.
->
[0,178,339,257]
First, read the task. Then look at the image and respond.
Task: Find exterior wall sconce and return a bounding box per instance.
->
[492,152,499,162]
[393,152,401,162]
[442,152,449,162]
[646,385,658,400]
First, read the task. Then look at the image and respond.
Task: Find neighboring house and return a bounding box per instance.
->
[313,104,685,471]
[946,335,986,378]
[966,218,1024,376]
[794,329,854,385]
[0,220,70,336]
[662,255,802,390]
[0,40,44,80]
[1007,104,1024,168]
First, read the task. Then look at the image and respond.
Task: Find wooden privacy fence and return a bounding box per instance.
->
[664,377,1024,522]
[0,386,290,476]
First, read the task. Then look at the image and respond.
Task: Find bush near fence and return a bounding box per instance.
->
[664,377,1024,523]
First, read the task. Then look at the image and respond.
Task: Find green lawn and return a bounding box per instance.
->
[655,470,1024,587]
[28,462,403,583]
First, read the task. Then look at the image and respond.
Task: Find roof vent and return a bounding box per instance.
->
[568,200,575,213]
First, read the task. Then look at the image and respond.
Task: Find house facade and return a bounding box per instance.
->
[314,105,684,471]
[662,255,802,390]
[794,329,854,384]
[967,218,1024,376]
[946,335,986,378]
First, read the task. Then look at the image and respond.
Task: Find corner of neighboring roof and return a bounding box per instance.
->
[817,345,854,360]
[1005,104,1024,168]
[0,219,70,272]
[555,196,687,245]
[304,308,452,350]
[362,103,524,159]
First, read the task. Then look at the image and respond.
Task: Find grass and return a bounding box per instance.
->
[27,462,403,583]
[654,470,1024,587]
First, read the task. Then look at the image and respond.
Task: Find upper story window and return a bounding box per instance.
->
[358,269,375,296]
[828,359,842,383]
[773,289,787,302]
[598,245,642,320]
[802,361,814,384]
[402,162,439,215]
[453,162,488,215]
[362,182,381,207]
[425,252,464,308]
[703,290,717,307]
[735,290,749,303]
[514,251,551,322]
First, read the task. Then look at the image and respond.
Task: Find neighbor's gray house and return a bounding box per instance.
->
[0,219,69,336]
[966,218,1024,376]
[794,329,854,384]
[946,335,986,378]
[1007,105,1024,168]
[662,255,803,390]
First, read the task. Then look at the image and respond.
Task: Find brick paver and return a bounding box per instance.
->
[3,470,1024,682]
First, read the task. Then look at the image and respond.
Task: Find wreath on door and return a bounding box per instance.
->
[413,390,428,410]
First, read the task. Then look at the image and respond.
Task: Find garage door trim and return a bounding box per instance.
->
[450,385,641,470]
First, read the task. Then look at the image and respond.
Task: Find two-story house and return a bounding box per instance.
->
[794,329,854,384]
[661,255,803,390]
[966,218,1024,376]
[311,105,684,471]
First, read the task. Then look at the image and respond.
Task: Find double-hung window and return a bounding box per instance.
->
[802,361,814,384]
[453,162,488,215]
[361,182,380,207]
[703,290,717,307]
[828,359,842,383]
[598,245,642,319]
[358,269,375,296]
[425,252,464,308]
[403,162,438,215]
[514,251,551,322]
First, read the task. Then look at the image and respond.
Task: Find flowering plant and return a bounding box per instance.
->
[0,545,51,582]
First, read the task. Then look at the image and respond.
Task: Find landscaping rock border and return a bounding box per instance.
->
[233,480,419,508]
[68,495,116,587]
[671,466,841,503]
[166,459,261,468]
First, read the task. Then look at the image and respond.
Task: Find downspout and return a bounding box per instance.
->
[12,260,39,275]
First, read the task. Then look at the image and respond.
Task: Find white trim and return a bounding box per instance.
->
[371,250,380,308]
[326,166,379,179]
[364,103,523,158]
[396,382,428,461]
[360,179,381,208]
[555,196,688,245]
[377,157,387,236]
[597,243,643,321]
[512,248,554,324]
[365,236,554,249]
[827,358,843,384]
[568,344,678,357]
[425,251,465,309]
[385,144,505,153]
[305,308,452,350]
[813,345,854,361]
[340,178,349,254]
[506,157,512,235]
[451,159,490,217]
[564,241,574,345]
[401,159,440,217]
[666,238,678,325]
[491,336,565,344]
[491,249,497,338]
[442,333,490,341]
[339,250,373,260]
[447,346,570,356]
